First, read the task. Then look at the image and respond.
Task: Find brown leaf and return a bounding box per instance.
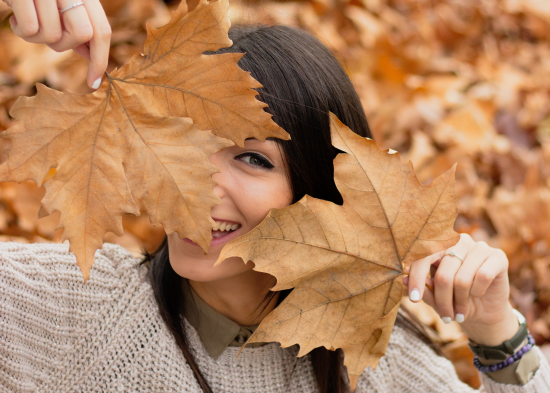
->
[216,113,459,389]
[0,0,288,281]
[110,0,288,145]
[433,102,500,155]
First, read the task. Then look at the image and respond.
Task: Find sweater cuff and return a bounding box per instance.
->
[480,347,550,392]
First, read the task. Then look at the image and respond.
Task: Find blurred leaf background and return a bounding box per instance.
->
[1,0,550,387]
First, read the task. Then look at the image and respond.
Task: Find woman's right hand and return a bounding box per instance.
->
[4,0,111,89]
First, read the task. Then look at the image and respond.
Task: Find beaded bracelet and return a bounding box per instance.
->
[473,334,536,373]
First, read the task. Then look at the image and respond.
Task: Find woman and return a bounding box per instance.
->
[1,1,549,392]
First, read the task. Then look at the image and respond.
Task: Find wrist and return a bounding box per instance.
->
[475,335,538,385]
[476,336,530,365]
[465,307,540,385]
[462,305,519,346]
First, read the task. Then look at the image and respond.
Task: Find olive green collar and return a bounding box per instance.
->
[181,279,265,359]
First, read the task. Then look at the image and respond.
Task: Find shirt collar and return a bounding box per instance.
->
[181,279,264,359]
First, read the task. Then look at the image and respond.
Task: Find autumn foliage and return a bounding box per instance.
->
[1,0,550,388]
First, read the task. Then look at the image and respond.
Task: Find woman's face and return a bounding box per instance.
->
[167,138,293,282]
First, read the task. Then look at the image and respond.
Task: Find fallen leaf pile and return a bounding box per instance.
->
[1,0,550,387]
[216,113,460,389]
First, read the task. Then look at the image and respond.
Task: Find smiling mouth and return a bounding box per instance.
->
[211,220,241,239]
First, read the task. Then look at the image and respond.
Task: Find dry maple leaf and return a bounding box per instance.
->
[110,0,288,146]
[0,0,288,281]
[216,113,460,390]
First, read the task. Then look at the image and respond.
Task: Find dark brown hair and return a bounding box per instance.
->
[144,24,439,393]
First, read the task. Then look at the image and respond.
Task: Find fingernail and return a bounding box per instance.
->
[455,313,464,323]
[92,78,102,89]
[409,289,420,301]
[442,316,452,324]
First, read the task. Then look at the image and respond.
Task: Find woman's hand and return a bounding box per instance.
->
[404,233,519,346]
[3,0,111,89]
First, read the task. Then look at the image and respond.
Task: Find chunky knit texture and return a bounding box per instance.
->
[1,242,550,393]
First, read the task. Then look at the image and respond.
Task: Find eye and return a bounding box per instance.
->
[235,152,274,170]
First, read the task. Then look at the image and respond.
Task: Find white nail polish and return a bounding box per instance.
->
[442,316,452,324]
[92,78,102,89]
[409,289,420,301]
[455,313,464,323]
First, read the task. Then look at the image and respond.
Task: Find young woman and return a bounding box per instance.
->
[1,1,550,392]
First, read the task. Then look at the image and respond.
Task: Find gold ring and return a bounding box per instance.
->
[444,250,464,263]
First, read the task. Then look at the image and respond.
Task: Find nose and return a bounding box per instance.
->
[209,151,226,200]
[212,176,225,199]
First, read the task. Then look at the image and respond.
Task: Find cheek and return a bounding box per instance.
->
[235,176,293,227]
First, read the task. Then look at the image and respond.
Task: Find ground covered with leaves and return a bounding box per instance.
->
[1,0,550,388]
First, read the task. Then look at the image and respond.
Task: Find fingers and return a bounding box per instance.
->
[33,0,61,43]
[406,233,477,321]
[48,1,93,54]
[9,0,111,90]
[470,250,508,298]
[433,240,483,323]
[406,234,511,329]
[406,234,473,302]
[432,256,463,323]
[10,0,61,43]
[9,0,39,37]
[81,0,111,88]
[406,253,439,302]
[451,242,492,321]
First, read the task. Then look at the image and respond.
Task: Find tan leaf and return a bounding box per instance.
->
[0,0,287,281]
[109,0,288,146]
[216,112,459,390]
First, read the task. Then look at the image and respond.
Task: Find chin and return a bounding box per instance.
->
[169,253,252,283]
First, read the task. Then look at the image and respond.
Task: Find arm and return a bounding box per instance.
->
[0,242,140,391]
[355,321,550,393]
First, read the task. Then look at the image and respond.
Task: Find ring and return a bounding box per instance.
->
[60,2,85,14]
[443,250,464,263]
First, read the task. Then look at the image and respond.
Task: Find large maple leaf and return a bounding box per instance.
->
[0,0,288,281]
[216,113,460,390]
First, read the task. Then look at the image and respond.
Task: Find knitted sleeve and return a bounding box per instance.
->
[355,322,550,393]
[0,242,145,392]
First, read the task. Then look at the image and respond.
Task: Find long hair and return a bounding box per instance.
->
[144,24,438,393]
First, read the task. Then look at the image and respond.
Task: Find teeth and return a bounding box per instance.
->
[212,221,241,231]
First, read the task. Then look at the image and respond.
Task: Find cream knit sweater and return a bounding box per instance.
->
[1,242,550,393]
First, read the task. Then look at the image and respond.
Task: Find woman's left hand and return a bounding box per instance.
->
[404,233,519,346]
